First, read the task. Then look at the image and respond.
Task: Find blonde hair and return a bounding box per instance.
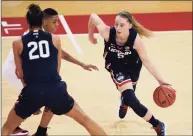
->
[117,11,153,38]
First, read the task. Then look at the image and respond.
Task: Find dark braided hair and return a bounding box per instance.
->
[26,4,43,28]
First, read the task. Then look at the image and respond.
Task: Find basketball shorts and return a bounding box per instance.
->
[110,70,137,91]
[15,81,74,119]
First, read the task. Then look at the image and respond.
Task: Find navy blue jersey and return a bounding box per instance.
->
[103,27,142,81]
[21,30,61,84]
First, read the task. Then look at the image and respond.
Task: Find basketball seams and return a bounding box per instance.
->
[154,86,176,108]
[160,87,171,106]
[157,88,162,107]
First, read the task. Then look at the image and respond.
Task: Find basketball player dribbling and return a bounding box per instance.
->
[3,7,99,136]
[2,4,107,136]
[88,12,171,136]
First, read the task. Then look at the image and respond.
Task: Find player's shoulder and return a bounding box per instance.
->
[41,30,51,35]
[22,30,31,39]
[133,34,145,50]
[23,30,29,35]
[51,33,60,41]
[51,34,61,49]
[12,37,23,50]
[40,30,53,40]
[13,37,22,44]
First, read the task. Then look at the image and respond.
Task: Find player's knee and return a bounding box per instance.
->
[122,89,139,107]
[122,89,147,117]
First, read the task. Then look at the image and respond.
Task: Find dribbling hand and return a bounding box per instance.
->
[159,80,171,86]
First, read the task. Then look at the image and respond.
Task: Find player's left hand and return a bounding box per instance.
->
[15,68,22,79]
[82,64,99,71]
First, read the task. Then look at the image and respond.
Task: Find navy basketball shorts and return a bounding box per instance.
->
[110,70,137,91]
[14,81,74,119]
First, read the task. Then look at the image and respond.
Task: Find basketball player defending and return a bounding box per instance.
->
[2,4,107,136]
[2,8,98,136]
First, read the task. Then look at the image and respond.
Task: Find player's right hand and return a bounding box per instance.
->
[15,68,23,79]
[15,68,20,79]
[88,34,98,44]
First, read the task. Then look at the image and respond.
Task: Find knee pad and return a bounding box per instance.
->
[122,89,139,108]
[122,89,147,117]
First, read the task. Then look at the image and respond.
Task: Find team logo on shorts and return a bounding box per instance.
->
[116,72,125,82]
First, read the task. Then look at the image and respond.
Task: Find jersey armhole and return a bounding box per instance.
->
[50,33,59,51]
[104,27,115,44]
[20,37,25,57]
[128,28,137,49]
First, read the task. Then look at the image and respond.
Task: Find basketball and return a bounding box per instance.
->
[153,85,176,108]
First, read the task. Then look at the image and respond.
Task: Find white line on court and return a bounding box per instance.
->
[58,15,83,54]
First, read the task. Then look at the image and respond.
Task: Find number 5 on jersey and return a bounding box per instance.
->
[28,40,50,60]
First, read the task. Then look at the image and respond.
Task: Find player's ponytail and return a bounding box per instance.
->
[26,4,43,28]
[28,4,41,15]
[117,11,153,38]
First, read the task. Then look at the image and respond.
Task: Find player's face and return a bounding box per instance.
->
[114,15,132,37]
[43,15,59,33]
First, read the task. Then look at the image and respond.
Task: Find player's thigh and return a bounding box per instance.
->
[14,86,44,119]
[65,101,89,125]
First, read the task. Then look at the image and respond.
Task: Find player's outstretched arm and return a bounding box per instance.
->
[134,34,170,86]
[61,49,98,71]
[88,13,110,44]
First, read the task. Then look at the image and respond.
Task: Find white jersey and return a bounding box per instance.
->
[2,30,30,90]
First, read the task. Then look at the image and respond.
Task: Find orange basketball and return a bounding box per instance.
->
[153,85,176,108]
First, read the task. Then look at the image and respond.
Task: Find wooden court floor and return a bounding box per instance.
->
[2,31,192,135]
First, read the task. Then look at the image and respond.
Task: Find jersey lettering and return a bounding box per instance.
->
[28,40,50,60]
[108,46,131,59]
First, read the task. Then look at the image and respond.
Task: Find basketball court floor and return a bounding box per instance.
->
[2,30,192,135]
